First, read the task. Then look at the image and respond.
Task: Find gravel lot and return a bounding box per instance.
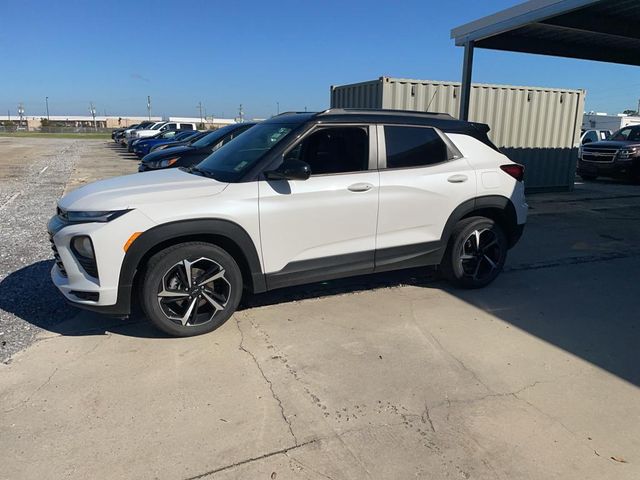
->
[0,137,137,361]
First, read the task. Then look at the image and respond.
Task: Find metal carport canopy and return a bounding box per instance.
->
[451,0,640,119]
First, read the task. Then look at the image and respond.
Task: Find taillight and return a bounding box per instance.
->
[500,164,525,182]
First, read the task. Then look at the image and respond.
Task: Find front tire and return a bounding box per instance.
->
[441,217,508,289]
[140,242,243,337]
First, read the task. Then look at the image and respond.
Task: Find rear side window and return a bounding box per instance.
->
[384,126,448,168]
[181,124,194,130]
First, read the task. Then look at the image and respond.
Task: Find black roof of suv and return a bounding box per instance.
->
[265,109,498,151]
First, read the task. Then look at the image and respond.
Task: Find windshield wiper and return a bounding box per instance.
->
[182,165,215,178]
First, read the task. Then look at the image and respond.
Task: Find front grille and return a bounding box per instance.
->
[581,148,617,163]
[49,236,67,277]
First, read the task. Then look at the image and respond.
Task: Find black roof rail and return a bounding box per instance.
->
[318,108,454,119]
[272,111,316,117]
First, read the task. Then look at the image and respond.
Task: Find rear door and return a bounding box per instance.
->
[258,124,379,288]
[375,124,476,271]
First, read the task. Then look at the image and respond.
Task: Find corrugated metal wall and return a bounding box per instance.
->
[331,77,585,191]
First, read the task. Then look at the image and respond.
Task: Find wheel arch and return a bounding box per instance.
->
[116,219,266,315]
[441,195,522,249]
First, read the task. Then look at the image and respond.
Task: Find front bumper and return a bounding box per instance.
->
[577,157,639,178]
[48,210,155,314]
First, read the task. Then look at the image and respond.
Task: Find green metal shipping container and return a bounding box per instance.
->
[330,76,585,192]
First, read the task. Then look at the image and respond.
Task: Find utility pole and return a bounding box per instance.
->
[197,101,203,126]
[45,96,50,121]
[17,103,25,129]
[276,102,280,115]
[147,96,151,120]
[636,98,640,116]
[89,102,97,131]
[238,104,244,123]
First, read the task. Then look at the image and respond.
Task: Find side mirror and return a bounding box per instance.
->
[265,159,311,181]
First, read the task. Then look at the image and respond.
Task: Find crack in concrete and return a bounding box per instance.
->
[235,316,298,445]
[183,438,318,480]
[3,366,59,413]
[421,401,436,432]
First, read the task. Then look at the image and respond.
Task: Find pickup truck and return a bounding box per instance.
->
[577,125,640,181]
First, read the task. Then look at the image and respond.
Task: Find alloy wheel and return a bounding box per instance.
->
[157,257,231,326]
[458,228,503,282]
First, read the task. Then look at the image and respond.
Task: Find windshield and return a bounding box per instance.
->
[151,123,165,130]
[611,126,640,141]
[197,123,295,182]
[190,125,239,148]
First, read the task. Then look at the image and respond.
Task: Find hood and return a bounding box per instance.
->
[142,145,194,162]
[59,168,227,211]
[583,140,640,149]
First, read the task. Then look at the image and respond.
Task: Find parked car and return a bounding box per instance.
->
[129,121,197,142]
[138,123,255,171]
[580,129,611,144]
[577,125,640,181]
[112,124,138,140]
[114,122,153,143]
[49,109,527,337]
[123,121,167,145]
[133,130,200,157]
[149,130,210,153]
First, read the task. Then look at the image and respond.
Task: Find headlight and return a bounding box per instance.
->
[59,209,130,223]
[150,158,179,168]
[617,147,637,158]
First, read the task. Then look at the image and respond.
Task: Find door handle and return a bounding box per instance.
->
[348,182,373,192]
[447,174,468,183]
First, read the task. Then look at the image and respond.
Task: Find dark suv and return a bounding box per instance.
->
[577,125,640,181]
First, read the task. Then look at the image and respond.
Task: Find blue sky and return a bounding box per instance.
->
[2,0,639,119]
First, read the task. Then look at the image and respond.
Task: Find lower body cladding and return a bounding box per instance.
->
[577,157,640,180]
[48,210,156,310]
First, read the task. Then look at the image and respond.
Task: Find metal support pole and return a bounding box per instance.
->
[459,40,475,121]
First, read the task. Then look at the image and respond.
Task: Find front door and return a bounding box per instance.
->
[259,125,379,289]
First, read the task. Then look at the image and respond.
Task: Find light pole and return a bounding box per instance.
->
[276,102,280,115]
[89,102,97,131]
[197,101,203,127]
[147,96,151,120]
[45,96,50,121]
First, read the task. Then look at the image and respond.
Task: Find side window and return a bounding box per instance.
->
[181,124,194,130]
[384,126,448,168]
[287,126,369,175]
[582,131,598,144]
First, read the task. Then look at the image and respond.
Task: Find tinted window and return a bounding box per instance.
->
[287,127,368,175]
[181,124,194,130]
[583,131,598,144]
[384,126,448,168]
[197,123,294,182]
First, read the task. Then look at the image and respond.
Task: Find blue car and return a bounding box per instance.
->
[133,130,200,158]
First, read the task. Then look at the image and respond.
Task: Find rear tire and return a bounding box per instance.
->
[140,242,243,337]
[441,216,508,289]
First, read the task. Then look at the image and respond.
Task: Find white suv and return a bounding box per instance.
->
[49,109,527,336]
